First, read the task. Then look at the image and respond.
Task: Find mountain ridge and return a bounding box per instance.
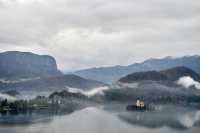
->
[119,66,200,83]
[0,74,107,91]
[74,55,200,83]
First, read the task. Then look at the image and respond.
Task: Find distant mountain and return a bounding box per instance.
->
[119,71,167,83]
[74,55,200,83]
[0,74,107,91]
[119,66,200,83]
[101,67,200,104]
[160,66,200,82]
[0,51,62,80]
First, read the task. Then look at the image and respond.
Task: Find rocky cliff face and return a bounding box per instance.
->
[0,51,62,80]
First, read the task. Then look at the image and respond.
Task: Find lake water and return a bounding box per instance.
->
[0,104,200,133]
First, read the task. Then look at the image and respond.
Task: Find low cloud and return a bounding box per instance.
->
[177,76,200,90]
[67,86,110,97]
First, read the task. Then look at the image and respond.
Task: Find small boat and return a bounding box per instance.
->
[126,100,152,111]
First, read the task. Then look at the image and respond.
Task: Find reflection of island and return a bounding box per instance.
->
[119,105,200,130]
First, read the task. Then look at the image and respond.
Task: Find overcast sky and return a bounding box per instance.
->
[0,0,200,71]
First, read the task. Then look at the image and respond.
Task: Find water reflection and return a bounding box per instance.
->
[118,105,200,130]
[0,105,200,133]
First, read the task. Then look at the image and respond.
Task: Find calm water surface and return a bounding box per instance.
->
[0,104,200,133]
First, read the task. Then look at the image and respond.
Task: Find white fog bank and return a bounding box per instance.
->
[177,76,200,90]
[67,86,110,97]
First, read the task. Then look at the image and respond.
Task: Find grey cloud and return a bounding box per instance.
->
[0,0,200,71]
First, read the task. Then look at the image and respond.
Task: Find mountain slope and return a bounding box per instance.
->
[119,71,168,83]
[0,51,62,80]
[119,66,200,83]
[160,66,200,81]
[74,55,200,83]
[0,74,107,91]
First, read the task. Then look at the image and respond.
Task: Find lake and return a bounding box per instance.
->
[0,104,200,133]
